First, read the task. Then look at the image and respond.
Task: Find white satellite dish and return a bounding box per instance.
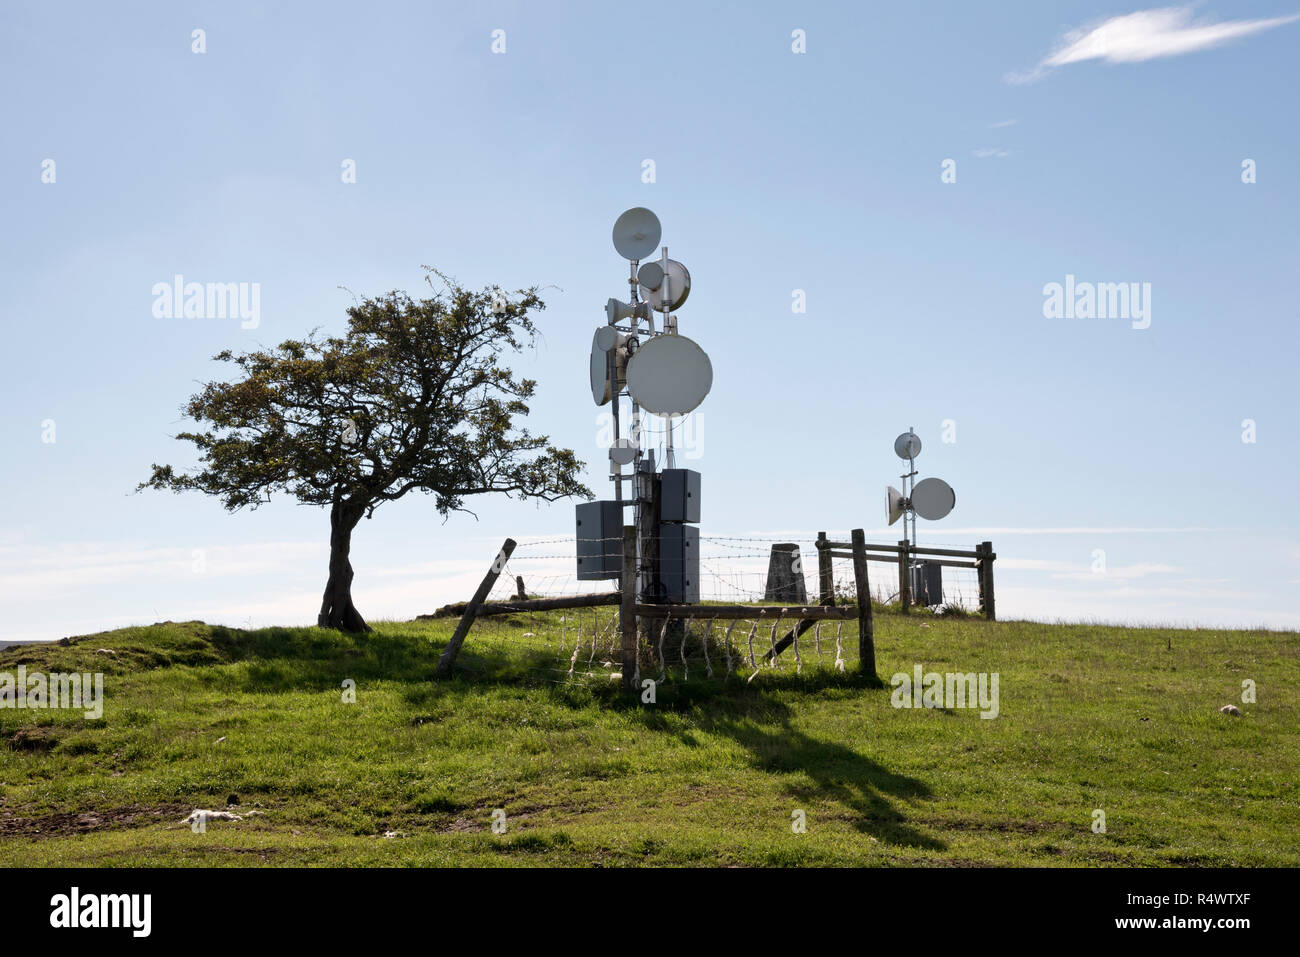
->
[612,208,662,261]
[638,260,691,311]
[594,325,624,353]
[911,477,955,521]
[625,334,713,415]
[887,486,906,526]
[609,439,637,465]
[895,430,922,460]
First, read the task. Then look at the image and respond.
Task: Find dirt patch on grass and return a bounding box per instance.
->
[441,799,601,833]
[7,727,59,752]
[0,802,190,839]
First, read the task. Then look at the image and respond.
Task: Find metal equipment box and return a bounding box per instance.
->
[575,500,623,581]
[657,524,700,603]
[660,468,701,524]
[910,561,944,607]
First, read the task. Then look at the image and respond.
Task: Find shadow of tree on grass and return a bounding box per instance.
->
[619,686,944,851]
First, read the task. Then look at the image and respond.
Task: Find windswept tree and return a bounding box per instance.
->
[140,271,590,632]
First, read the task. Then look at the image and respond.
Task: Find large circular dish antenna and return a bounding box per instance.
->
[638,259,691,311]
[911,477,955,521]
[624,334,713,415]
[894,430,922,460]
[612,207,662,261]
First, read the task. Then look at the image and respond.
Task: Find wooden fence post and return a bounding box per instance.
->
[434,538,516,678]
[816,531,833,603]
[514,575,527,601]
[977,541,996,621]
[898,539,911,613]
[851,528,877,678]
[620,525,638,693]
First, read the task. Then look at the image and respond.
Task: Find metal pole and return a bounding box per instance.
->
[628,259,642,601]
[907,426,918,561]
[610,330,622,505]
[661,245,675,470]
[909,453,917,552]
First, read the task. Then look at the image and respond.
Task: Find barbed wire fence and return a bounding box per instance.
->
[427,533,987,688]
[695,535,982,612]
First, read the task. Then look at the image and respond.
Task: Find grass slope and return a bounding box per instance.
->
[0,611,1296,867]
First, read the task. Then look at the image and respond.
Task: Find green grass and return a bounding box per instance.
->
[0,611,1295,867]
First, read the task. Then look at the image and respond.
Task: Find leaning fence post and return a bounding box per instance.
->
[620,525,638,694]
[434,538,516,678]
[851,528,877,679]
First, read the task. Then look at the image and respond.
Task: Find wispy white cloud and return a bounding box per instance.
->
[1007,6,1300,83]
[739,526,1225,538]
[973,148,1012,159]
[1049,561,1179,582]
[998,558,1180,580]
[920,526,1222,536]
[0,537,613,643]
[998,558,1079,572]
[0,540,323,592]
[989,119,1018,129]
[994,584,1295,630]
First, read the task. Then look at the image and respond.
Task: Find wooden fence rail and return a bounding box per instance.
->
[817,533,996,620]
[635,603,857,620]
[422,591,620,620]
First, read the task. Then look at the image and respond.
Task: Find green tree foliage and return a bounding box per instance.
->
[140,271,590,631]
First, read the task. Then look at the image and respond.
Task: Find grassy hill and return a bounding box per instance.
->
[1,610,1296,867]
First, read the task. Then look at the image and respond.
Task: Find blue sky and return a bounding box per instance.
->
[3,0,1298,641]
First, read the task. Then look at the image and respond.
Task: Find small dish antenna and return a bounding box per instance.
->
[594,325,625,354]
[609,438,638,466]
[625,333,713,415]
[612,207,662,261]
[895,430,922,460]
[637,259,691,311]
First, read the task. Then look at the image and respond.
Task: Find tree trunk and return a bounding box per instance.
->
[318,500,370,632]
